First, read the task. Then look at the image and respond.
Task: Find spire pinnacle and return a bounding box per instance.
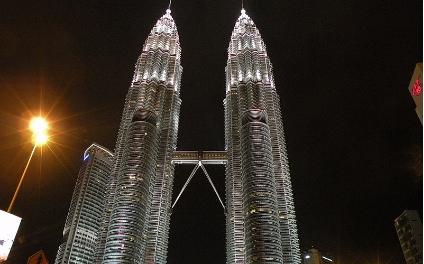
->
[168,0,172,10]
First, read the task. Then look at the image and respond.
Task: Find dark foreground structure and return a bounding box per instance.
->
[55,8,300,264]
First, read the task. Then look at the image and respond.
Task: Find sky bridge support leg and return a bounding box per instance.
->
[172,162,200,208]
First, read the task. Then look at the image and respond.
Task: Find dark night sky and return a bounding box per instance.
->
[0,1,422,263]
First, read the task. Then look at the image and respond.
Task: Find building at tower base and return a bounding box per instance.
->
[55,143,113,264]
[395,210,423,264]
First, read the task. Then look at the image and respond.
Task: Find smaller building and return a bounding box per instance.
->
[54,143,113,264]
[394,210,423,264]
[302,248,334,264]
[408,63,423,124]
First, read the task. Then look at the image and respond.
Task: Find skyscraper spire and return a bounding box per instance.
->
[225,8,300,264]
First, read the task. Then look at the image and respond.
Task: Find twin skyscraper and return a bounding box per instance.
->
[55,8,301,264]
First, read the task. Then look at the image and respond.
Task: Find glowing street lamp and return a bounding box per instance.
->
[6,117,49,213]
[30,117,48,135]
[30,117,48,145]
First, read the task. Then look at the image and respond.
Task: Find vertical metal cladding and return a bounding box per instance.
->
[139,9,182,264]
[95,83,141,263]
[268,90,301,264]
[144,89,181,264]
[241,110,283,263]
[102,110,158,263]
[224,89,245,263]
[225,9,300,264]
[99,9,182,264]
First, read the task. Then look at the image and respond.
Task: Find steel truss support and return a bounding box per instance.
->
[172,161,225,210]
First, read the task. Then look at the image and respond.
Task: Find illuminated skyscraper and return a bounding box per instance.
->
[56,7,301,264]
[55,143,113,264]
[99,9,182,263]
[224,9,300,264]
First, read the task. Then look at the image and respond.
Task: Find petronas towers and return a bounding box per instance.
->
[55,7,300,264]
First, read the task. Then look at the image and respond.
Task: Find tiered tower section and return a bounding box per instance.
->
[224,9,300,264]
[99,9,182,263]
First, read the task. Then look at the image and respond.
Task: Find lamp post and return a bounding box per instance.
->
[6,117,48,213]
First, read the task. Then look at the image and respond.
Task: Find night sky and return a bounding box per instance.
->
[0,1,422,263]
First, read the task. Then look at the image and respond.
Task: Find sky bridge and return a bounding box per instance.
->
[171,151,227,210]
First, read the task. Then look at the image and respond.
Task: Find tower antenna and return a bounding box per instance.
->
[168,0,172,10]
[242,0,244,9]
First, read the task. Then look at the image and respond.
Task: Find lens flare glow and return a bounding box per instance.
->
[30,117,48,134]
[30,117,49,145]
[34,133,48,145]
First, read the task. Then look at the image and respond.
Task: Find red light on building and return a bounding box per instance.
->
[412,78,422,96]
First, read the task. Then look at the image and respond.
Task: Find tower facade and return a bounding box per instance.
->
[99,9,182,264]
[224,9,300,264]
[55,143,113,264]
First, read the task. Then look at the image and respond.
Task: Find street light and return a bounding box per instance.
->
[6,117,48,213]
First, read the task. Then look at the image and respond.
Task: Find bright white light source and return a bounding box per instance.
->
[84,153,90,161]
[30,117,48,134]
[34,133,48,145]
[30,117,49,145]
